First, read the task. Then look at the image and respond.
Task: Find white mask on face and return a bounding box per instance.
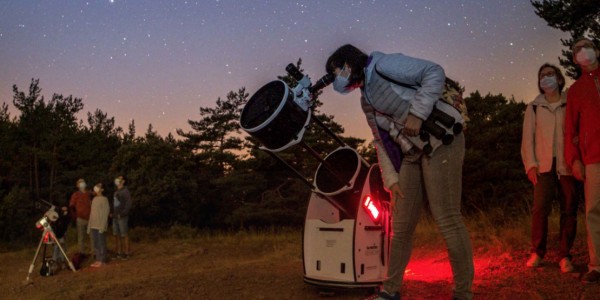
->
[332,66,354,94]
[78,182,86,190]
[114,179,122,187]
[576,47,598,67]
[93,186,101,193]
[540,75,558,92]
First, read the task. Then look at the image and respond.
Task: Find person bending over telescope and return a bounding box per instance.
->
[325,44,474,300]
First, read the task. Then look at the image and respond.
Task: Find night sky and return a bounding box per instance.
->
[0,1,567,141]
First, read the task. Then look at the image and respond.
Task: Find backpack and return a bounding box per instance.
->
[441,78,470,126]
[69,252,88,270]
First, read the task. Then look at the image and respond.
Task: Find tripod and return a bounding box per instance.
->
[25,217,76,282]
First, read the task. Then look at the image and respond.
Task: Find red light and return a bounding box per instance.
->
[43,232,51,243]
[363,196,380,223]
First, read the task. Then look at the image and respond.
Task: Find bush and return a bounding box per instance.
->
[0,187,35,244]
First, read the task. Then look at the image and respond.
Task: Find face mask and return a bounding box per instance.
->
[576,47,598,67]
[93,186,101,193]
[78,182,86,190]
[540,75,558,92]
[114,179,121,187]
[333,66,353,94]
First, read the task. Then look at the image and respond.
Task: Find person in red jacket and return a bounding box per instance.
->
[564,37,600,284]
[69,178,93,254]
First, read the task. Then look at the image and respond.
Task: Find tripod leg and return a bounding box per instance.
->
[25,233,46,282]
[48,230,77,272]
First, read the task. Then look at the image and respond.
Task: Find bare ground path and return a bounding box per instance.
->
[1,229,600,300]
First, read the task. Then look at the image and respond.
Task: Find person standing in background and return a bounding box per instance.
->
[69,178,93,255]
[564,37,600,284]
[88,183,110,267]
[521,63,578,273]
[52,205,71,269]
[113,176,132,260]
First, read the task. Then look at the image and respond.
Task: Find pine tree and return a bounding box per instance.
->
[12,79,84,201]
[177,88,249,175]
[531,0,600,79]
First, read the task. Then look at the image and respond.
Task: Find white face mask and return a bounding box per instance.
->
[114,179,122,187]
[576,47,598,67]
[540,75,558,92]
[78,182,86,190]
[332,66,353,94]
[93,186,101,193]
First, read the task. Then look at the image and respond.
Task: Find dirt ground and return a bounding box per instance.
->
[2,230,600,300]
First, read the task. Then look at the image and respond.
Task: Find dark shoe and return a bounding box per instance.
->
[364,290,400,300]
[582,270,600,284]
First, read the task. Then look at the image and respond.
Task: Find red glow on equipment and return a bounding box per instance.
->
[43,232,51,243]
[362,196,381,223]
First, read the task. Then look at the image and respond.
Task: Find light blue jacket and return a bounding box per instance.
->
[363,51,446,120]
[360,51,446,188]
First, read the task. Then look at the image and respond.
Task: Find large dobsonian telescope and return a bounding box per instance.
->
[240,64,391,289]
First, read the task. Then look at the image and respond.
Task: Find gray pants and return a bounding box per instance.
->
[585,163,600,272]
[76,218,93,254]
[383,134,474,300]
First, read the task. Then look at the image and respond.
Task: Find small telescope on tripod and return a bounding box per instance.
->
[25,200,76,282]
[240,64,391,288]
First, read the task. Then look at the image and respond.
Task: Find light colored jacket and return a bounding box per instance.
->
[360,51,446,188]
[520,92,571,175]
[88,196,110,233]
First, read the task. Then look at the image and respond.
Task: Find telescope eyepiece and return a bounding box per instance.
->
[309,73,335,94]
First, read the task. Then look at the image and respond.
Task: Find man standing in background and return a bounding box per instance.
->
[564,37,600,284]
[113,176,132,259]
[69,178,93,255]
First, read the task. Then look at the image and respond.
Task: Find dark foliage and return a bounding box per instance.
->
[462,91,529,218]
[2,69,532,243]
[531,0,600,79]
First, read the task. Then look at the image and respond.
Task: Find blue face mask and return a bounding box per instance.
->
[540,75,558,92]
[333,66,353,94]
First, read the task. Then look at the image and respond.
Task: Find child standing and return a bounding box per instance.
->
[88,183,110,267]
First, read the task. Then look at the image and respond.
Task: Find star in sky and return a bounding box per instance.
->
[0,0,568,140]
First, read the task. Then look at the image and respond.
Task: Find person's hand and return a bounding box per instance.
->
[402,114,423,137]
[573,160,585,181]
[389,183,404,214]
[527,167,538,185]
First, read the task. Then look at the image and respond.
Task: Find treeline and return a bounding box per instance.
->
[0,74,529,243]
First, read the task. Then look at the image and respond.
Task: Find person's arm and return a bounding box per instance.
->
[69,193,77,220]
[564,90,581,166]
[101,198,111,232]
[520,103,538,183]
[377,53,445,121]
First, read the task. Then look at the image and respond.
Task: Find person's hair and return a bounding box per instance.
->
[76,178,85,186]
[537,63,565,94]
[116,175,126,184]
[326,44,369,88]
[95,183,103,191]
[571,37,598,51]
